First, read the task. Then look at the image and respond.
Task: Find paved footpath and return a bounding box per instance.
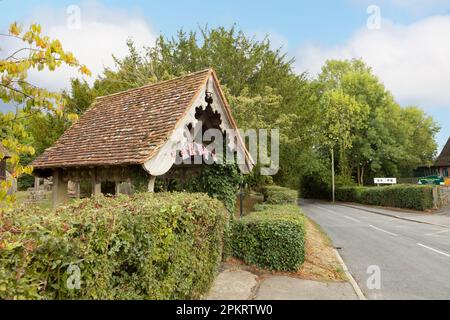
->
[205,266,358,300]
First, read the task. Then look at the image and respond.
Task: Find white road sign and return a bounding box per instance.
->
[374,178,397,185]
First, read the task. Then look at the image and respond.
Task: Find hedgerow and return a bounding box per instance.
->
[231,204,305,271]
[336,184,434,211]
[262,186,298,205]
[0,192,228,300]
[335,186,365,202]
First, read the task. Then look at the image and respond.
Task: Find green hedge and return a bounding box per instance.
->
[0,193,228,300]
[336,185,434,211]
[335,186,365,202]
[262,186,298,205]
[231,204,305,271]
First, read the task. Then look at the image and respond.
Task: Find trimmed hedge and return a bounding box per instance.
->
[336,185,434,211]
[231,204,305,271]
[335,186,365,202]
[262,186,298,205]
[0,193,228,300]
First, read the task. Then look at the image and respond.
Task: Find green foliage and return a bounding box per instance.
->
[0,192,228,300]
[17,26,440,198]
[316,59,439,183]
[129,167,151,193]
[17,174,34,191]
[0,22,90,203]
[185,164,243,213]
[335,186,365,202]
[298,159,332,200]
[261,185,297,204]
[335,184,434,211]
[61,26,317,189]
[231,204,305,271]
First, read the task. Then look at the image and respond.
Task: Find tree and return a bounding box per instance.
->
[316,59,439,185]
[60,26,319,189]
[320,89,363,201]
[0,22,90,202]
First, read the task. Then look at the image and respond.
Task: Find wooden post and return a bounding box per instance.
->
[115,182,121,195]
[148,175,156,193]
[34,176,40,191]
[91,170,101,196]
[52,169,68,209]
[75,182,81,199]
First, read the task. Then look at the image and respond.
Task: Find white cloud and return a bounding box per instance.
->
[3,1,157,92]
[352,0,450,14]
[295,16,450,109]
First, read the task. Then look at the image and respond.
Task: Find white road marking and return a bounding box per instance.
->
[343,215,361,223]
[312,205,338,215]
[417,243,450,258]
[425,229,450,236]
[312,205,362,223]
[369,225,399,237]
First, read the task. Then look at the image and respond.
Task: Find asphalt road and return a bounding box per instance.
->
[301,200,450,300]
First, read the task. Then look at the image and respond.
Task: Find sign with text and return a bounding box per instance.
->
[374,178,397,185]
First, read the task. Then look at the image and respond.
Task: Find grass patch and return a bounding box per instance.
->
[298,217,346,282]
[14,191,53,210]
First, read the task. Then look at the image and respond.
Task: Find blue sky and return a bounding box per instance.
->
[1,0,450,150]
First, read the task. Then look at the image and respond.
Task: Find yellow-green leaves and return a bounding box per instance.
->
[1,22,91,203]
[320,89,362,150]
[8,22,22,36]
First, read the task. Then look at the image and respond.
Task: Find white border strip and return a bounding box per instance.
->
[334,249,367,300]
[343,215,361,223]
[369,225,398,237]
[417,243,450,258]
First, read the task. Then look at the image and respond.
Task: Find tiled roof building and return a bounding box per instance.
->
[435,137,450,167]
[435,137,450,178]
[33,69,253,207]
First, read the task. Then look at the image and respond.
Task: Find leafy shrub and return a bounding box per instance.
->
[185,164,243,213]
[262,186,298,205]
[231,205,305,271]
[336,185,434,211]
[299,172,331,200]
[0,192,228,300]
[17,174,34,191]
[335,186,364,202]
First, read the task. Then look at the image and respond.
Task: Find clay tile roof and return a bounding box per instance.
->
[0,144,11,158]
[32,69,213,169]
[435,137,450,167]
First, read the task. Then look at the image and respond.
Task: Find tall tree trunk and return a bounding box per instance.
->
[331,148,335,203]
[357,165,361,185]
[361,166,365,186]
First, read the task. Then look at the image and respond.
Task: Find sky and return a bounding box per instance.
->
[1,0,450,150]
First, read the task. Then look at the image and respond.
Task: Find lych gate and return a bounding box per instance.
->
[32,69,253,208]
